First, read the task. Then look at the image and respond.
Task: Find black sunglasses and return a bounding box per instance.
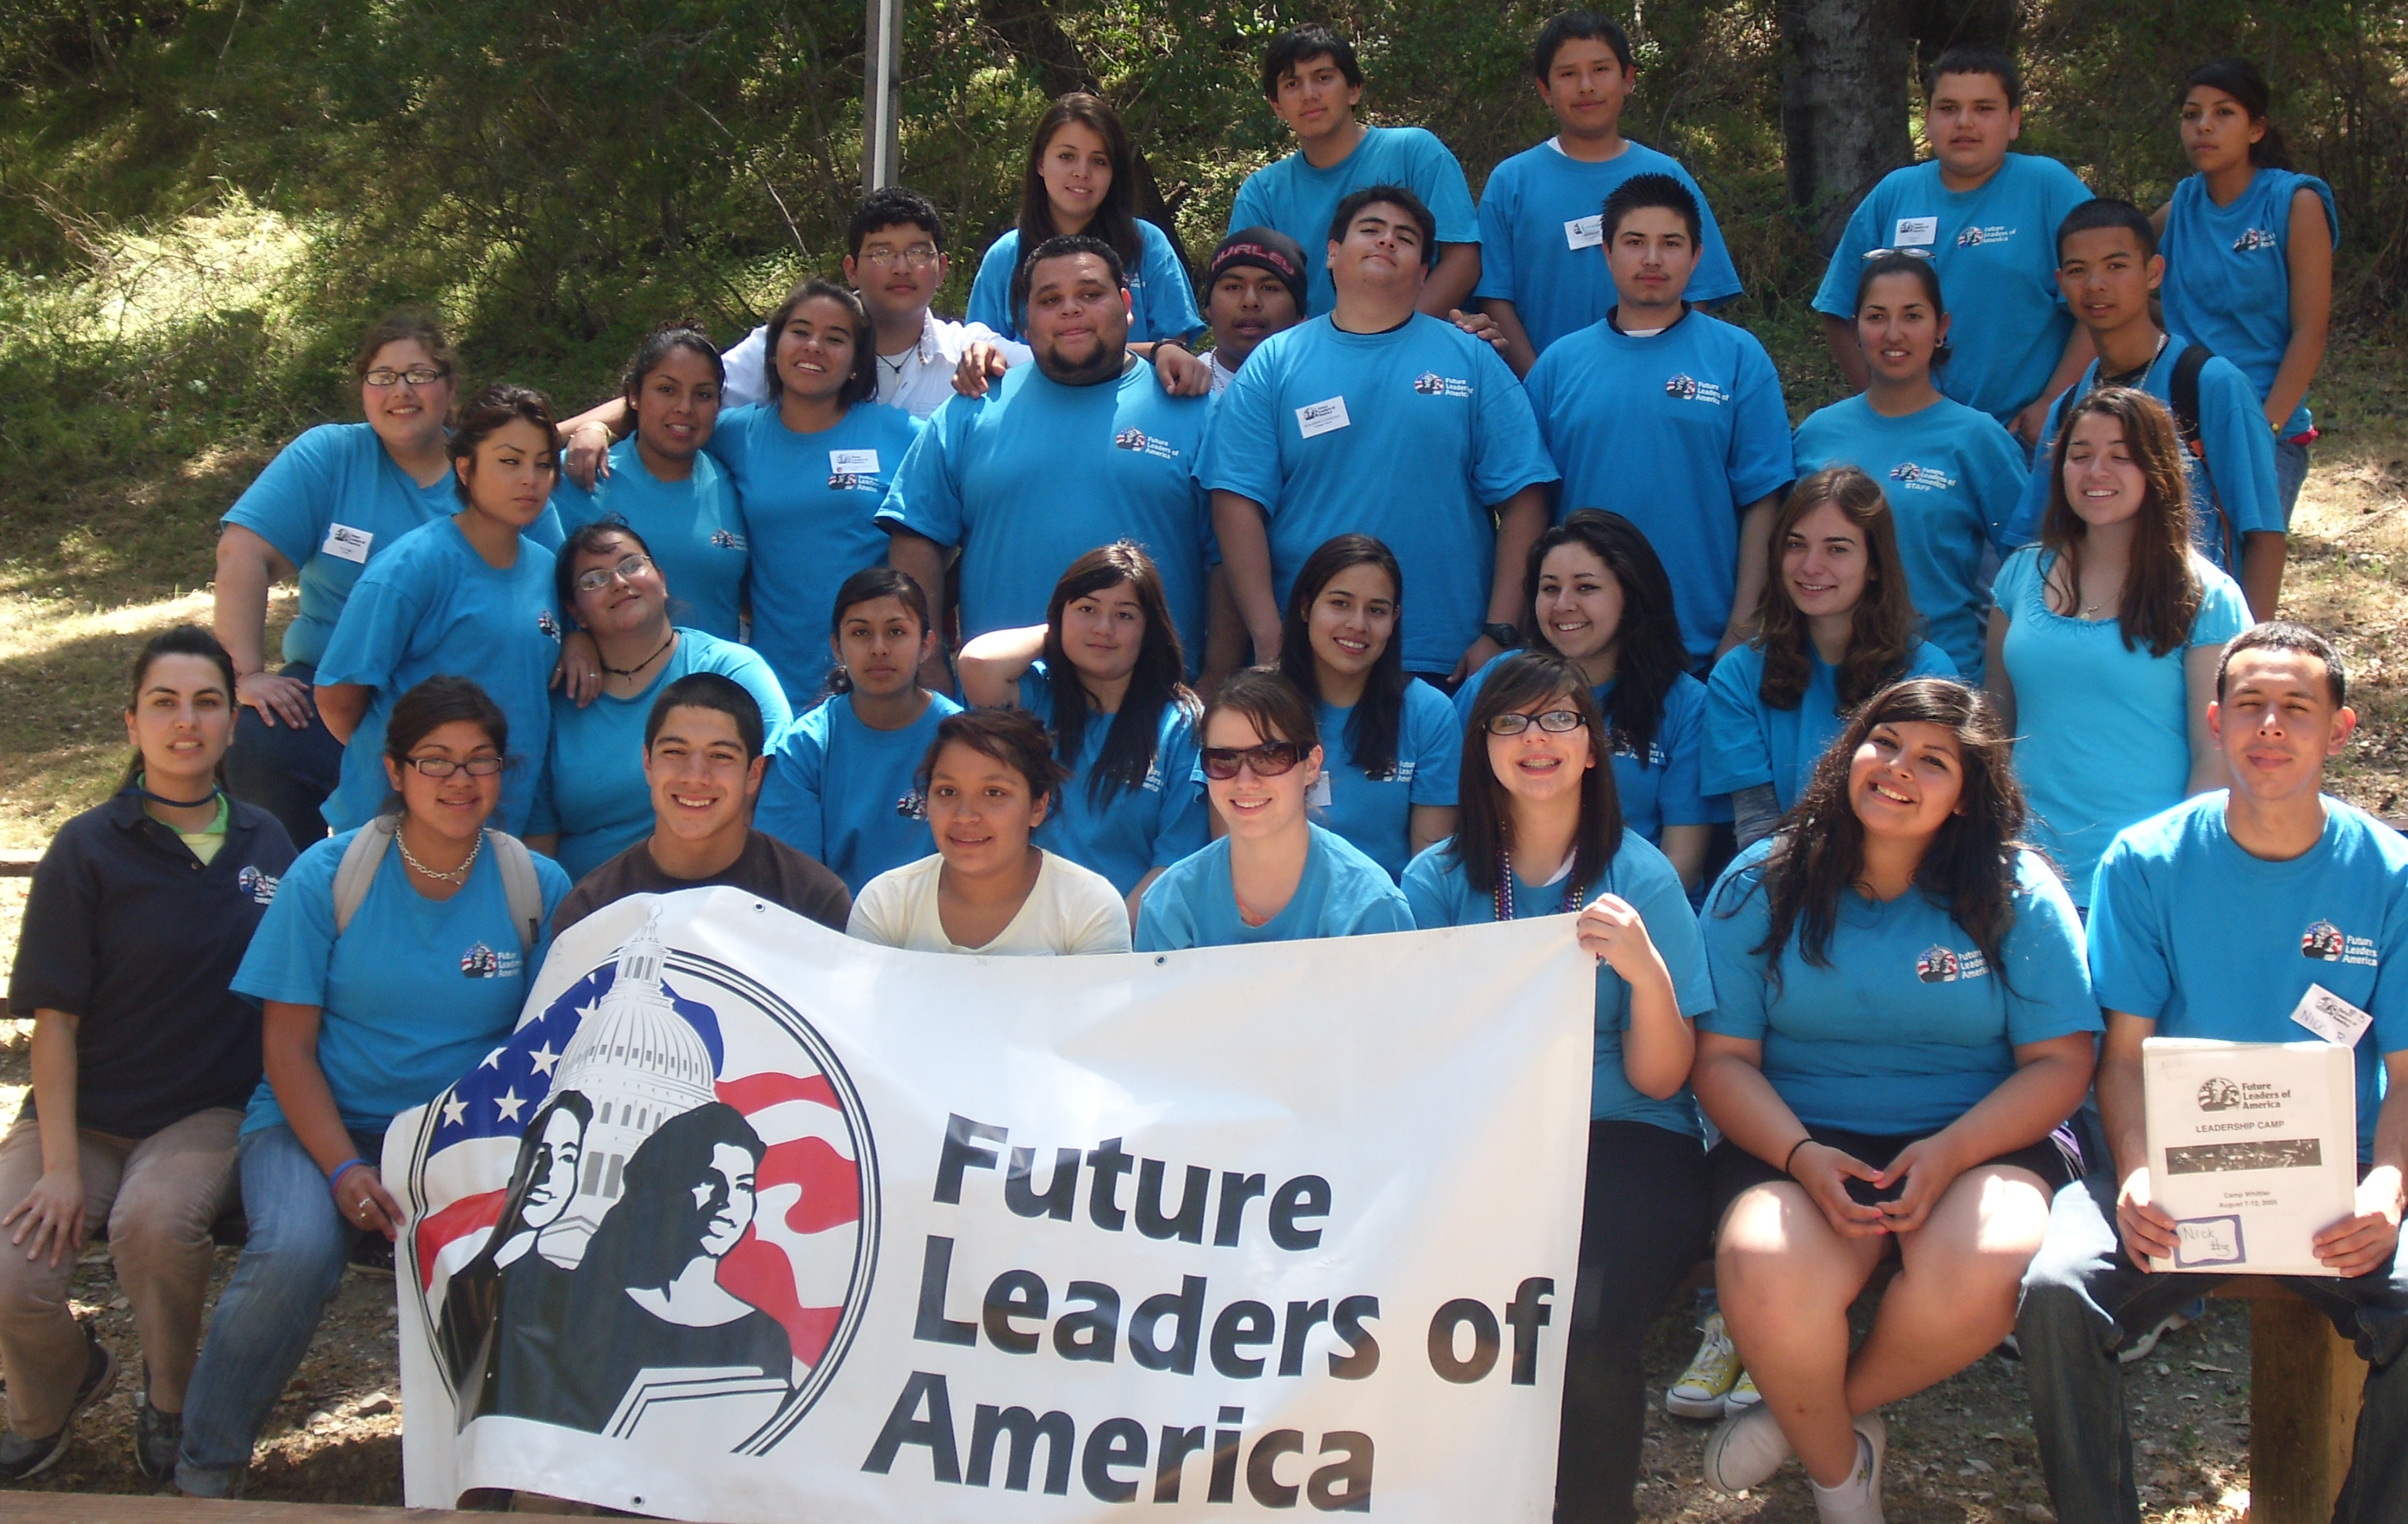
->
[1199,742,1310,781]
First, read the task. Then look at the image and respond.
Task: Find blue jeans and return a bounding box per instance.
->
[2017,1167,2408,1523]
[176,1124,379,1497]
[2276,438,2312,528]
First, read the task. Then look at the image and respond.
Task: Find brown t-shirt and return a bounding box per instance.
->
[552,831,851,938]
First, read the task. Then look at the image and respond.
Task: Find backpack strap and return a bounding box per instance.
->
[484,829,545,955]
[331,815,401,936]
[2165,342,2236,568]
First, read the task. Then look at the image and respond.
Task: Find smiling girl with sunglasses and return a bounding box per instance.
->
[1400,649,1712,1524]
[1135,669,1411,950]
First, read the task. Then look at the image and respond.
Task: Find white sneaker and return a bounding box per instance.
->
[1702,1401,1791,1495]
[1809,1420,1887,1524]
[1667,1312,1742,1418]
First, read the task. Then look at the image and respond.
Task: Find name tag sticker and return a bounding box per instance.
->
[1563,214,1603,251]
[1307,772,1333,809]
[2291,982,2373,1047]
[830,448,881,475]
[1295,397,1351,440]
[1893,216,1939,248]
[321,523,374,564]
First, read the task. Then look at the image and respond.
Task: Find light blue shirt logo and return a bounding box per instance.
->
[1916,943,1990,983]
[1955,224,2016,247]
[236,865,279,905]
[1112,427,1184,461]
[460,941,524,979]
[1662,373,1729,405]
[1887,461,1961,493]
[2232,227,2280,253]
[707,528,747,550]
[1411,371,1473,398]
[2301,919,2378,967]
[535,610,561,640]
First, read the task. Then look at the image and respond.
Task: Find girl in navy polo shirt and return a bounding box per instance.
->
[1693,678,2097,1522]
[1402,651,1712,1524]
[959,543,1208,916]
[176,677,568,1498]
[1272,535,1458,879]
[1,629,297,1482]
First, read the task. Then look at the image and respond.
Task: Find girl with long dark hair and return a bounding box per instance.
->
[1706,467,1957,847]
[1793,253,2028,680]
[1984,387,2249,913]
[2156,59,2335,522]
[1273,534,1458,879]
[1694,678,2097,1519]
[1402,651,1711,1524]
[1456,509,1720,890]
[967,93,1202,347]
[958,543,1207,917]
[0,628,297,1482]
[756,568,964,895]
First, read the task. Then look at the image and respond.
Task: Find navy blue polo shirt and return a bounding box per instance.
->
[8,789,297,1137]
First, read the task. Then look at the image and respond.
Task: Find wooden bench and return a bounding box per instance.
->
[2212,1276,2365,1524]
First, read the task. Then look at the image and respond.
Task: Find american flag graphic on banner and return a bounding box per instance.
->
[399,911,874,1446]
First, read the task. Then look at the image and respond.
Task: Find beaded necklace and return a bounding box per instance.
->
[1493,851,1584,922]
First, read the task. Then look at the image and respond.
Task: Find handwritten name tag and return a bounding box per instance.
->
[1295,397,1351,439]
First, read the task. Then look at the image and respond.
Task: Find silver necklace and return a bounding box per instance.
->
[398,824,481,886]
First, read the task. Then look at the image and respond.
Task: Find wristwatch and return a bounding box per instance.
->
[1481,621,1520,648]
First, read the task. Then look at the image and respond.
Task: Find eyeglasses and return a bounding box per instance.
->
[363,366,449,388]
[404,755,505,777]
[859,245,941,270]
[1484,708,1585,737]
[1860,246,1936,262]
[573,553,654,594]
[1199,742,1310,780]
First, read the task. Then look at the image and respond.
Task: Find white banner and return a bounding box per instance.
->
[390,886,1593,1521]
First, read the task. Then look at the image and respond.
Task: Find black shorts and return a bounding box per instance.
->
[1709,1122,2084,1217]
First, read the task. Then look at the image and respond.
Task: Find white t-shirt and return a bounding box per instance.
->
[1206,349,1238,396]
[847,849,1132,955]
[719,310,1031,419]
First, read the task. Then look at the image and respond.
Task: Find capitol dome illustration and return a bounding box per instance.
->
[542,912,719,1263]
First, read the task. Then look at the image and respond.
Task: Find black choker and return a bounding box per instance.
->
[139,784,220,809]
[602,631,676,678]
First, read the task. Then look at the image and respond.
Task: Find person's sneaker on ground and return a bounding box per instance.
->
[2118,1297,2204,1365]
[1702,1399,1792,1494]
[0,1325,119,1481]
[134,1397,183,1485]
[1726,1366,1762,1410]
[1809,1414,1888,1524]
[1667,1311,1741,1418]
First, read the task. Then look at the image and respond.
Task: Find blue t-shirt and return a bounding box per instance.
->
[754,689,964,896]
[2007,337,2284,571]
[221,422,565,668]
[1700,839,2099,1135]
[1453,658,1725,840]
[966,221,1205,345]
[1523,312,1795,666]
[1197,315,1557,674]
[2161,170,2339,440]
[1020,664,1209,897]
[2089,793,2408,1162]
[1702,640,1960,809]
[1136,826,1414,950]
[879,360,1215,672]
[1812,155,2095,422]
[1991,545,2251,906]
[314,518,562,836]
[1792,394,2029,678]
[1309,684,1461,881]
[526,631,793,882]
[1227,126,1481,317]
[703,401,924,705]
[549,438,750,642]
[1472,139,1744,355]
[230,827,571,1136]
[1404,832,1714,1134]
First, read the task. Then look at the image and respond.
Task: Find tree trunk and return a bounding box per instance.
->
[977,0,1196,277]
[1779,0,1914,249]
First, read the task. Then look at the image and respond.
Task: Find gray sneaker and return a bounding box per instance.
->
[0,1325,119,1481]
[134,1397,181,1485]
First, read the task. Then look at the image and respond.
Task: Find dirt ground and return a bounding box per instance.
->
[0,1018,2252,1521]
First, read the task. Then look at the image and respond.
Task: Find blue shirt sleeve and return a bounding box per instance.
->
[1999,858,2101,1044]
[1136,222,1205,344]
[230,839,343,1007]
[1407,684,1462,807]
[1656,676,1719,828]
[966,236,1020,340]
[1151,720,1210,869]
[1472,166,1518,303]
[2195,356,2282,537]
[1683,169,1746,305]
[753,712,828,861]
[2187,563,2252,648]
[1229,171,1269,239]
[1409,130,1481,245]
[877,408,969,549]
[1348,886,1417,935]
[1812,189,1886,317]
[2084,832,2171,1019]
[701,406,750,477]
[1400,848,1458,929]
[1132,873,1196,953]
[1468,341,1560,503]
[1990,544,2041,618]
[2007,391,2073,545]
[222,424,344,571]
[1964,412,2034,554]
[723,645,797,735]
[1195,353,1286,506]
[1701,649,1776,795]
[1696,862,1772,1038]
[314,554,428,690]
[1726,337,1796,506]
[1626,847,1715,1018]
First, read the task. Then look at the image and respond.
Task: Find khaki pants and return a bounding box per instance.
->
[0,1108,239,1434]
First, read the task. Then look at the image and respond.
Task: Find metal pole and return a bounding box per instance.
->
[862,0,903,191]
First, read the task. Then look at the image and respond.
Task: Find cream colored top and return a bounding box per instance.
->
[846,849,1132,956]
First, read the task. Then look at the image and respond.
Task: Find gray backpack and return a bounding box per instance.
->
[332,814,545,953]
